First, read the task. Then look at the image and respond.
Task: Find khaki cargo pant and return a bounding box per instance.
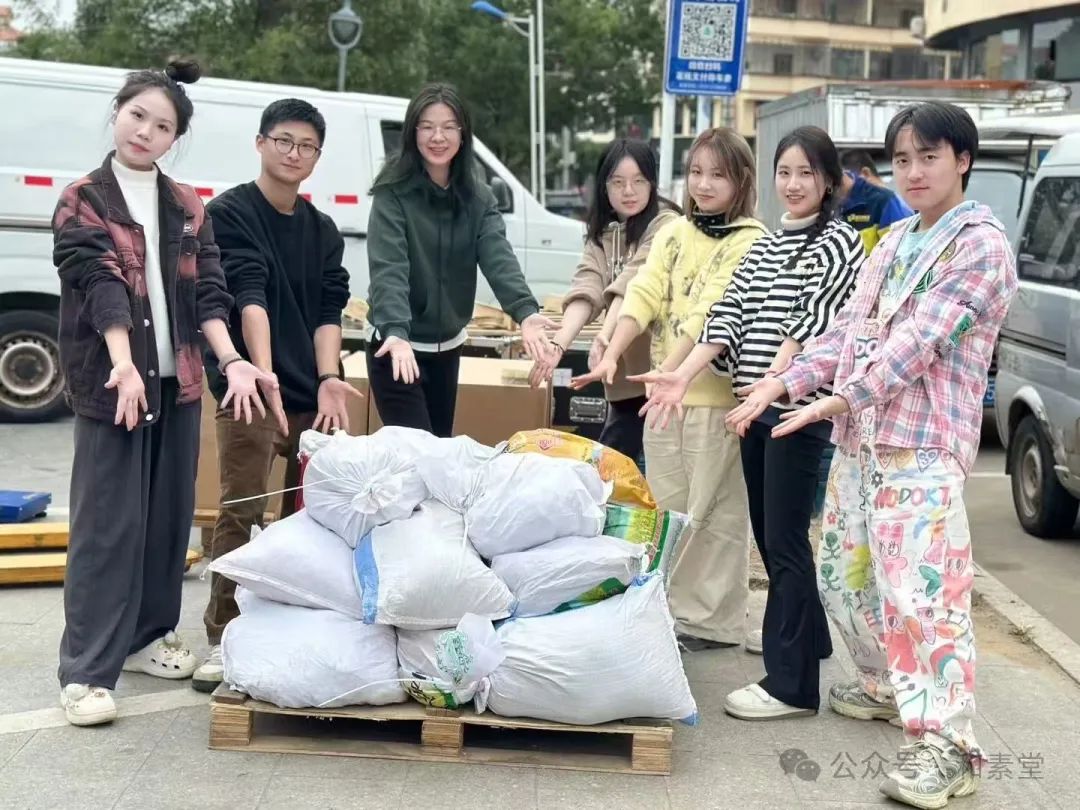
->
[644,406,750,644]
[203,408,315,644]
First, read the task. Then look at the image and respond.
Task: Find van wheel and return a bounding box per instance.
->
[1009,415,1079,538]
[0,310,68,423]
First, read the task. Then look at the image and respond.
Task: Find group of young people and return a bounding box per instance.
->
[50,57,1014,810]
[51,63,548,713]
[545,103,1013,808]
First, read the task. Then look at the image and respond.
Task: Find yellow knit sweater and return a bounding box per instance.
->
[621,215,768,408]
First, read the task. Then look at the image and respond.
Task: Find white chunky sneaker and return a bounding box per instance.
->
[829,680,901,722]
[191,644,224,693]
[122,631,197,680]
[60,684,117,727]
[879,737,978,809]
[723,683,816,720]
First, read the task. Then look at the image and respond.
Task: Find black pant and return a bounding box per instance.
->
[59,379,199,688]
[599,395,647,464]
[366,338,462,438]
[740,419,832,710]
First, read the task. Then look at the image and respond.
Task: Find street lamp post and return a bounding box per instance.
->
[328,0,363,93]
[471,1,545,204]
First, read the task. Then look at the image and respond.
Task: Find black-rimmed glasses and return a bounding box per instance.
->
[267,136,321,160]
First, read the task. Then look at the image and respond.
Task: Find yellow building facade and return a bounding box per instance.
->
[923,0,1080,87]
[652,0,960,140]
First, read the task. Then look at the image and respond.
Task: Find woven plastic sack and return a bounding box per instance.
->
[222,595,405,709]
[490,535,649,617]
[353,500,516,629]
[302,432,428,548]
[396,616,505,710]
[479,575,698,725]
[208,510,360,617]
[602,505,689,580]
[465,453,608,558]
[505,428,655,509]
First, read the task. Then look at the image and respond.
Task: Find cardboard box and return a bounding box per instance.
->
[367,356,551,446]
[342,352,371,436]
[194,362,371,516]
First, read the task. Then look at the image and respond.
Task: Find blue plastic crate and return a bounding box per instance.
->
[0,490,52,523]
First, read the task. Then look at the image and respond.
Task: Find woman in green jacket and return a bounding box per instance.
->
[365,83,554,437]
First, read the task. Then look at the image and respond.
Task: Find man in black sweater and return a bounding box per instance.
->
[193,98,359,692]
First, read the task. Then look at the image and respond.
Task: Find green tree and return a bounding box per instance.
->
[425,0,663,183]
[11,0,665,185]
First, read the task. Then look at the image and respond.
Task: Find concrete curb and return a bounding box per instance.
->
[972,563,1080,688]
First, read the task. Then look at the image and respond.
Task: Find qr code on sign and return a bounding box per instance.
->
[678,2,736,61]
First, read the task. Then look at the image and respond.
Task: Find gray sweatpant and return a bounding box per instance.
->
[58,380,199,689]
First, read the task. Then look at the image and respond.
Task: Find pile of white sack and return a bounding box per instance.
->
[209,426,698,727]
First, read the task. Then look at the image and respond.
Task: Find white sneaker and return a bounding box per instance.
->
[191,644,223,693]
[744,629,763,655]
[879,737,978,809]
[723,683,816,721]
[60,684,117,726]
[122,631,197,680]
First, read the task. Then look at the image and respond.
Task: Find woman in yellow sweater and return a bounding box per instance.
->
[572,128,767,649]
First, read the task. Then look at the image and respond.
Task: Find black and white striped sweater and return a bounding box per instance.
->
[702,215,864,409]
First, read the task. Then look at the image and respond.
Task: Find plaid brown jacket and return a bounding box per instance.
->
[52,153,232,425]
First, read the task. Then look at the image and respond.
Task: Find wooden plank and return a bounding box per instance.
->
[209,703,254,748]
[212,684,254,706]
[0,552,67,585]
[0,522,69,551]
[206,690,672,775]
[631,728,674,774]
[0,548,203,586]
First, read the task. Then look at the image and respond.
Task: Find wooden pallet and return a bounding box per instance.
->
[0,521,69,551]
[0,521,203,585]
[209,685,673,775]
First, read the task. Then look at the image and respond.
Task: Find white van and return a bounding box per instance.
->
[994,131,1080,538]
[0,57,585,421]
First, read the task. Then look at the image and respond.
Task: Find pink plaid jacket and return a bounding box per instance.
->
[779,202,1018,474]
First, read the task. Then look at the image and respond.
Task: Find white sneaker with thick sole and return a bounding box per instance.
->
[829,680,902,723]
[879,737,978,809]
[744,629,763,655]
[191,644,223,693]
[60,684,117,727]
[122,631,197,680]
[724,683,816,720]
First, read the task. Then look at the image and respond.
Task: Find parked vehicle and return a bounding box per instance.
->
[753,80,1071,231]
[994,132,1080,538]
[0,57,585,421]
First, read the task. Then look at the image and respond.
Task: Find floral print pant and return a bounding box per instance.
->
[818,441,982,760]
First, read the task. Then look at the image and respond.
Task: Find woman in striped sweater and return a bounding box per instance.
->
[634,126,864,719]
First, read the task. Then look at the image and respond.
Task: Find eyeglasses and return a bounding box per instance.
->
[606,177,651,193]
[267,136,321,160]
[417,123,463,139]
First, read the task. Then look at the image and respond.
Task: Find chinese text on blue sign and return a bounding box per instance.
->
[664,0,749,97]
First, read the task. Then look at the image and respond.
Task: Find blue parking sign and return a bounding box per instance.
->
[664,0,749,96]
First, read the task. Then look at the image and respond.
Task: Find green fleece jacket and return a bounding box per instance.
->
[366,174,540,344]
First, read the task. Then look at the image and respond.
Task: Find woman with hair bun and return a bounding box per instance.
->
[50,60,283,726]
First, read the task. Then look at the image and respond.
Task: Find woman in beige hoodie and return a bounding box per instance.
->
[530,139,679,461]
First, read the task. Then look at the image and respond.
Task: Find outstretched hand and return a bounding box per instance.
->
[571,355,618,389]
[725,376,787,437]
[627,369,690,430]
[772,395,849,439]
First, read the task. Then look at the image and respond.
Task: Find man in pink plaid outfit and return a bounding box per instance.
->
[726,102,1018,808]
